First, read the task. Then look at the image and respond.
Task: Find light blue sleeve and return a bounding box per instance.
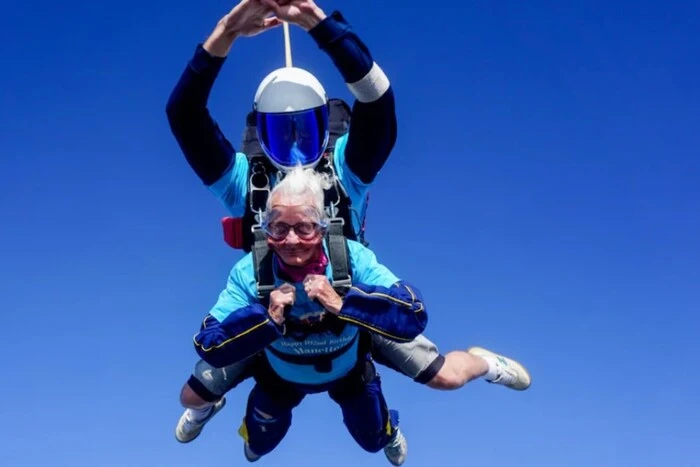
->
[207,153,249,217]
[347,240,399,288]
[332,135,371,232]
[208,254,258,322]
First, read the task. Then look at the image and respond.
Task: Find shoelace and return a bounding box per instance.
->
[185,406,214,425]
[492,361,518,385]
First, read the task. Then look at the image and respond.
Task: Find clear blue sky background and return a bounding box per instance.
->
[1,1,698,466]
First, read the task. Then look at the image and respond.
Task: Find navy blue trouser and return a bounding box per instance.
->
[241,358,399,456]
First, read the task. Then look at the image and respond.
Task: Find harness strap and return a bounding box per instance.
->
[248,157,272,216]
[252,226,275,304]
[325,219,352,296]
[316,154,361,242]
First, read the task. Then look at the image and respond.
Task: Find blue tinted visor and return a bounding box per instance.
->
[256,105,329,169]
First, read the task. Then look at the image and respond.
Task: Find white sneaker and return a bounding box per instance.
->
[384,427,408,466]
[175,398,226,443]
[244,443,262,462]
[468,346,531,390]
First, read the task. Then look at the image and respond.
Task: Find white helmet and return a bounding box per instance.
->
[253,67,330,169]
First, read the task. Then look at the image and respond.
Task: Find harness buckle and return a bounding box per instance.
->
[331,278,352,296]
[249,162,271,221]
[256,284,276,300]
[328,217,345,228]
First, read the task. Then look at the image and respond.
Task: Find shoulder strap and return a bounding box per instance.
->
[241,110,264,158]
[325,219,352,296]
[240,156,275,253]
[315,154,362,244]
[326,98,352,152]
[252,226,275,306]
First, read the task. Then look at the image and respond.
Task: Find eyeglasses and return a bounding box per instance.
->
[263,221,327,241]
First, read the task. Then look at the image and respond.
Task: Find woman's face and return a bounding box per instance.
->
[265,195,324,266]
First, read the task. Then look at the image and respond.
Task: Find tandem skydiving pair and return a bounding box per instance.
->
[166,1,532,464]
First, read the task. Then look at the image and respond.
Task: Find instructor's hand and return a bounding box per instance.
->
[221,0,282,38]
[204,0,282,57]
[260,0,326,31]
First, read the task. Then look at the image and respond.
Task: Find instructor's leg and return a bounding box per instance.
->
[176,357,254,443]
[372,334,486,390]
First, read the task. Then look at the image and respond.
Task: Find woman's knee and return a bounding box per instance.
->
[180,381,215,408]
[244,386,296,456]
[344,407,399,453]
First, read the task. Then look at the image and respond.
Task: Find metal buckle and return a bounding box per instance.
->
[249,163,271,219]
[328,217,345,228]
[322,160,343,218]
[332,278,352,297]
[256,284,275,298]
[251,223,268,241]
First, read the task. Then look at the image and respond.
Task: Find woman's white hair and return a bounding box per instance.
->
[263,165,332,224]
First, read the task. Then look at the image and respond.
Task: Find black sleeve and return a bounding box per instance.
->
[165,44,237,186]
[309,11,397,184]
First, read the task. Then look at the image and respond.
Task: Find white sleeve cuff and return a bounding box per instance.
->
[346,62,390,103]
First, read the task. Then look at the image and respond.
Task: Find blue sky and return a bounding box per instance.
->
[1,1,698,466]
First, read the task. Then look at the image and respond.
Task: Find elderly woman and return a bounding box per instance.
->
[192,166,426,464]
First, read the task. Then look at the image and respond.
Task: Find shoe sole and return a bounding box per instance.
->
[244,444,262,463]
[467,346,532,390]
